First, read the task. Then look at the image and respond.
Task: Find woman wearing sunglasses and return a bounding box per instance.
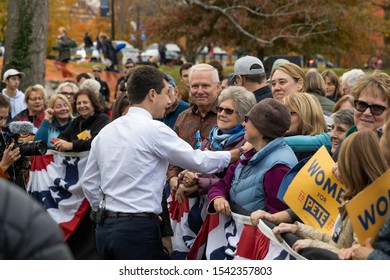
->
[332,70,390,160]
[172,86,255,259]
[283,71,390,160]
[207,98,298,215]
[175,86,256,202]
[251,71,390,229]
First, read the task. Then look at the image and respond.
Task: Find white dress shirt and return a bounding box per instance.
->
[81,107,231,214]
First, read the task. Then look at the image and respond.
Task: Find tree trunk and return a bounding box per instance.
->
[3,0,49,91]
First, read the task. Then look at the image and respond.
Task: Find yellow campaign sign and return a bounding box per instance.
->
[284,146,346,235]
[346,169,390,245]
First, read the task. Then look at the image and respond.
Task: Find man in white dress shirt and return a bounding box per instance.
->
[81,66,245,260]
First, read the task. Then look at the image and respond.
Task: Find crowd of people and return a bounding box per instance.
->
[0,50,389,261]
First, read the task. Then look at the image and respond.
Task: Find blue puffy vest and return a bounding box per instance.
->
[229,137,297,212]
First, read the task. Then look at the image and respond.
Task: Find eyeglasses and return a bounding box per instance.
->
[353,100,387,116]
[60,91,74,96]
[244,115,250,123]
[216,106,238,115]
[92,69,102,73]
[29,97,44,102]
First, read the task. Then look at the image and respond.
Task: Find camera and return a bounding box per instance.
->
[0,122,47,189]
[1,127,47,157]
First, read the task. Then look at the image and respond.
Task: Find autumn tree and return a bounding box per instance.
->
[3,0,49,90]
[0,0,7,43]
[373,0,390,67]
[146,0,385,67]
[145,3,222,62]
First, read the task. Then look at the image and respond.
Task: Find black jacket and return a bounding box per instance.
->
[0,179,73,259]
[58,112,109,152]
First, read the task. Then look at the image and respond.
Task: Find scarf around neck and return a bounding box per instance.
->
[209,124,245,151]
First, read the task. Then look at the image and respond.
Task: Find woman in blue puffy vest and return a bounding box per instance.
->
[207,98,298,214]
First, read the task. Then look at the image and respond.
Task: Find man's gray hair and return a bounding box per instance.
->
[189,63,220,84]
[218,86,257,122]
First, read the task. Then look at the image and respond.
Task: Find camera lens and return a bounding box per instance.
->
[18,140,47,156]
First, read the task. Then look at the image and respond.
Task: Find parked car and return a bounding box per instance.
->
[307,54,334,68]
[74,40,140,64]
[139,43,183,65]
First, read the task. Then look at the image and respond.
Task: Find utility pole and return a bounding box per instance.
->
[111,0,115,40]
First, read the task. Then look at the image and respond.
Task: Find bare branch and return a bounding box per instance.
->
[187,0,336,45]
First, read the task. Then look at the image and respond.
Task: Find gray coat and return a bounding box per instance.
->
[0,180,73,259]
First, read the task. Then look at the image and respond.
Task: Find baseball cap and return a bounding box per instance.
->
[234,55,265,76]
[3,69,26,82]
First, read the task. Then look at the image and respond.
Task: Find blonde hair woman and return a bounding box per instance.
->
[11,84,46,133]
[283,92,327,136]
[283,92,328,160]
[270,63,306,101]
[35,94,73,149]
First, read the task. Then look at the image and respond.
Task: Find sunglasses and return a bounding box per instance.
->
[353,100,387,116]
[216,106,238,115]
[92,69,102,73]
[244,115,250,122]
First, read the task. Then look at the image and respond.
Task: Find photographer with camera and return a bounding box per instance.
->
[0,95,22,180]
[0,94,47,188]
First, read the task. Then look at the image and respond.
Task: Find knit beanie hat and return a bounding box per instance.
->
[247,98,291,139]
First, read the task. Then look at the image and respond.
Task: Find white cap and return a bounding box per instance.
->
[3,69,25,82]
[234,56,265,76]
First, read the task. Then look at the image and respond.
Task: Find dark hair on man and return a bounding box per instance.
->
[74,89,103,113]
[179,62,193,77]
[76,72,91,83]
[127,66,167,105]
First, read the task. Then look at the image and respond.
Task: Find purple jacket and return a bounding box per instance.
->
[207,149,290,214]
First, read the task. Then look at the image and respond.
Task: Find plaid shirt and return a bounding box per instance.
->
[167,104,217,180]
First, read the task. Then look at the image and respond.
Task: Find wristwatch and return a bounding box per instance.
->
[238,146,245,155]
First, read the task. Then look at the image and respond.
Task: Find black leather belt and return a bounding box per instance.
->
[104,210,159,220]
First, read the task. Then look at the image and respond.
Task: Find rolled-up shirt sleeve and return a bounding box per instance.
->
[155,125,231,174]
